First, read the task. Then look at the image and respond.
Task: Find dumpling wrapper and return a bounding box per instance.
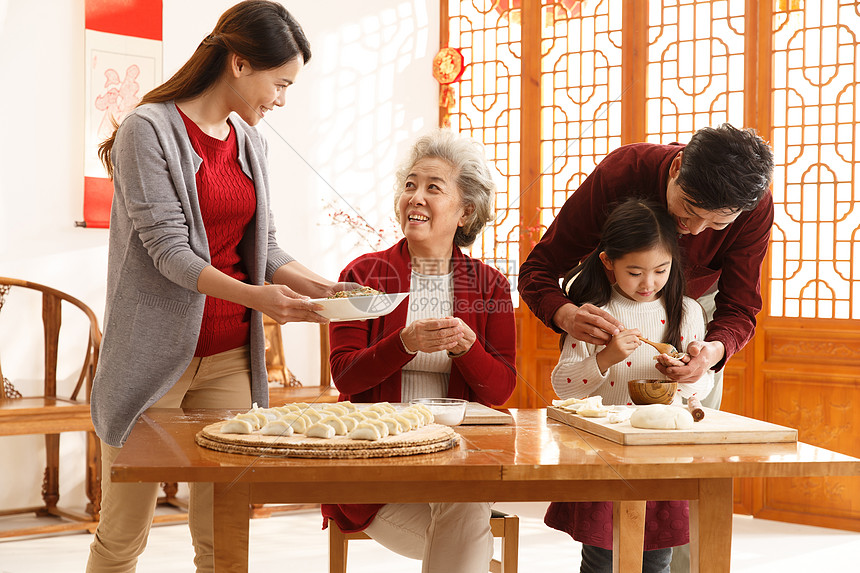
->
[629,404,694,430]
[361,411,381,420]
[306,422,336,439]
[348,422,381,441]
[338,401,358,412]
[319,415,348,436]
[221,419,253,434]
[260,420,295,436]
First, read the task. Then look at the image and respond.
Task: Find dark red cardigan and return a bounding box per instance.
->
[518,142,774,369]
[321,238,517,532]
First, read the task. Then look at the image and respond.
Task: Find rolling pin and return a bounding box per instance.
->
[687,396,705,422]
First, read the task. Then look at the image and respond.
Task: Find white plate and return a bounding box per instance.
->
[311,292,409,322]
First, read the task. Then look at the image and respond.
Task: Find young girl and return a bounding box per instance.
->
[546,198,713,573]
[87,2,350,572]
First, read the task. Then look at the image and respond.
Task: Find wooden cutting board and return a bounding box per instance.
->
[463,402,513,425]
[547,406,797,445]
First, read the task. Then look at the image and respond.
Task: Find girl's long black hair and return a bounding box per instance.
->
[561,198,687,350]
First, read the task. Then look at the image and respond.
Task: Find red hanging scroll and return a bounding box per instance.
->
[81,0,162,228]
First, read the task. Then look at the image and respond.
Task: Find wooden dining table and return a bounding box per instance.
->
[112,408,860,573]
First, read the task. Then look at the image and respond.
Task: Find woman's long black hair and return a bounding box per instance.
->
[561,198,686,350]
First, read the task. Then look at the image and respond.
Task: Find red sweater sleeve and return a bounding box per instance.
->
[518,143,680,331]
[698,192,774,367]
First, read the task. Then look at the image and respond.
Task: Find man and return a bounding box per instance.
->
[519,123,774,409]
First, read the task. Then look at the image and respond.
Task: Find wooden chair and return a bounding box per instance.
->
[0,277,101,538]
[328,510,519,573]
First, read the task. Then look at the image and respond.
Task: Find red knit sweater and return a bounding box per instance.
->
[179,109,255,356]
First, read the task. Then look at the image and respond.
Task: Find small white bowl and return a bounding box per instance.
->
[409,398,467,426]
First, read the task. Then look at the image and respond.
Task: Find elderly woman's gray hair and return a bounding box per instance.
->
[394,130,496,248]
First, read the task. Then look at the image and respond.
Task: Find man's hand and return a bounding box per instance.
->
[553,302,624,345]
[656,340,725,383]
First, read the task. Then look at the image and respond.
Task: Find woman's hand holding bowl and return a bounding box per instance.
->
[256,284,328,324]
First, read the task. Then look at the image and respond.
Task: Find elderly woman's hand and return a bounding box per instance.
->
[446,318,476,357]
[399,317,465,354]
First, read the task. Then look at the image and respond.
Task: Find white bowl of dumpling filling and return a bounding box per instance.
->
[409,398,467,426]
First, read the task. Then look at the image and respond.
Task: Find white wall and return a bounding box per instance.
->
[0,0,436,511]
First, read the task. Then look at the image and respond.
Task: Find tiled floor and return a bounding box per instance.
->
[1,502,859,572]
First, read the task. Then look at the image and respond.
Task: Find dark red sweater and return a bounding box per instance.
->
[320,239,517,533]
[518,142,774,369]
[179,109,255,357]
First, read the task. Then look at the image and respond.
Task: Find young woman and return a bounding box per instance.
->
[546,198,713,573]
[87,2,349,571]
[321,130,517,573]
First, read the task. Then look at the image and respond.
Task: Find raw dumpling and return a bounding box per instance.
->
[260,420,294,437]
[234,412,264,430]
[378,416,404,436]
[306,422,336,439]
[323,404,350,417]
[398,411,422,429]
[409,405,434,425]
[339,415,359,432]
[301,408,324,423]
[280,413,310,434]
[366,418,390,439]
[221,419,253,434]
[629,404,694,430]
[319,415,348,436]
[348,422,381,441]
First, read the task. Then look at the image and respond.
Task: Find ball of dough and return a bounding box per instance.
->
[629,404,694,430]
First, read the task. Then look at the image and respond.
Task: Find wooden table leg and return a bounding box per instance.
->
[612,500,646,573]
[213,482,250,573]
[689,478,732,573]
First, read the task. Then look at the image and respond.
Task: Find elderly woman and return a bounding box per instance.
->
[321,130,517,573]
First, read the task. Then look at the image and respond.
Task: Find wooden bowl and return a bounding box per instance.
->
[627,380,677,405]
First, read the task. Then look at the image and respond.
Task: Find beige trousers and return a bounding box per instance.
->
[86,346,253,573]
[365,502,495,573]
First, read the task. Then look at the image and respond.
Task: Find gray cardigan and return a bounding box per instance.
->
[91,101,294,447]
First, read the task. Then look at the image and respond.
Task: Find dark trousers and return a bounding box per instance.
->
[580,544,673,573]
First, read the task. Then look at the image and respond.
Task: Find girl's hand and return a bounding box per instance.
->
[400,317,464,354]
[253,284,328,324]
[596,328,641,372]
[446,317,477,357]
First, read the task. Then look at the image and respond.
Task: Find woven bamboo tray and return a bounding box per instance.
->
[195,421,459,459]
